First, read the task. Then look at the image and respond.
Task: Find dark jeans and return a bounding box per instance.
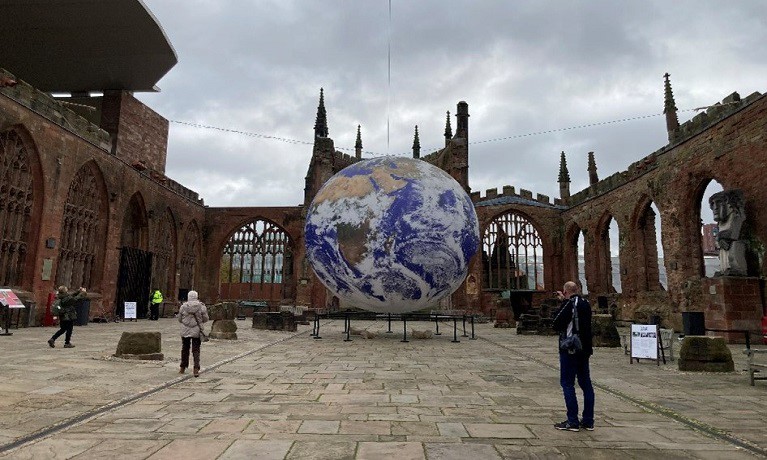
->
[560,352,595,426]
[180,337,201,370]
[150,303,160,320]
[51,320,74,344]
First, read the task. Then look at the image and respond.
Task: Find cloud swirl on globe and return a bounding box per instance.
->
[305,156,479,313]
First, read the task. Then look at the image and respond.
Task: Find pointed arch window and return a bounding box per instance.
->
[151,211,175,295]
[482,212,543,290]
[0,130,33,287]
[56,165,104,289]
[179,224,200,290]
[222,219,290,288]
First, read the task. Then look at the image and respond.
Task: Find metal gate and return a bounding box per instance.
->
[115,247,152,318]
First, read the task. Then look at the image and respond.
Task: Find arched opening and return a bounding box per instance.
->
[698,179,724,277]
[55,162,107,290]
[150,209,176,300]
[596,214,621,294]
[635,199,665,291]
[220,218,292,302]
[577,229,588,294]
[179,221,201,300]
[115,193,151,318]
[482,211,544,291]
[121,193,149,250]
[0,129,35,288]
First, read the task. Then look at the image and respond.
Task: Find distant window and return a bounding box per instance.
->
[482,212,543,290]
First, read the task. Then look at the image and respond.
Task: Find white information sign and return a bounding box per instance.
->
[630,324,659,360]
[124,301,137,319]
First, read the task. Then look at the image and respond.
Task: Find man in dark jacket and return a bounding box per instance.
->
[552,281,594,432]
[48,286,87,348]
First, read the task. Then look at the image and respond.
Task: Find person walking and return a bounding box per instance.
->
[150,288,163,320]
[177,290,208,377]
[552,281,594,432]
[48,286,87,349]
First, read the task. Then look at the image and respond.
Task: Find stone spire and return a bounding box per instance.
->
[412,125,421,159]
[444,111,452,146]
[558,151,571,199]
[355,124,362,159]
[455,101,469,141]
[587,151,599,185]
[314,88,328,138]
[663,73,679,143]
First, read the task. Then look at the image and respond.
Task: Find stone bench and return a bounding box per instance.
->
[744,348,767,386]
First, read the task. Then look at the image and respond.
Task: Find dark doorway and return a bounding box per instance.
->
[116,247,152,318]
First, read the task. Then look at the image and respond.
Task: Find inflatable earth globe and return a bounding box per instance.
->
[305,156,479,314]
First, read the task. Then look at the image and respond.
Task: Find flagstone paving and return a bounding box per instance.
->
[0,318,765,458]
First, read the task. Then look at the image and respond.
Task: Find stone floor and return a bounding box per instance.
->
[0,318,764,459]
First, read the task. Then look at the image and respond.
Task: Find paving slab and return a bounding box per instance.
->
[0,319,765,458]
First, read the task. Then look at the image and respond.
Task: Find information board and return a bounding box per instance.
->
[124,301,137,319]
[0,289,25,309]
[630,324,659,360]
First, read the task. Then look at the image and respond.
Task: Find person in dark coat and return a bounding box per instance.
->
[48,286,87,348]
[552,281,594,432]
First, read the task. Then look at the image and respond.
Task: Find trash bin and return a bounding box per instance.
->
[26,301,36,327]
[76,300,90,326]
[682,311,705,336]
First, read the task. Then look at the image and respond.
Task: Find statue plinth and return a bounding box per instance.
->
[702,276,762,344]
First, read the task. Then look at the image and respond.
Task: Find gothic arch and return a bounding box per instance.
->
[219,217,293,301]
[594,211,621,294]
[0,126,43,289]
[55,160,108,290]
[564,222,585,292]
[481,209,545,290]
[631,196,664,291]
[121,192,149,250]
[150,208,177,297]
[179,220,202,295]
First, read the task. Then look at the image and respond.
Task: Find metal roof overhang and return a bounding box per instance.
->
[0,0,177,93]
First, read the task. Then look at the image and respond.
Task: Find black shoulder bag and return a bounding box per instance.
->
[559,297,583,354]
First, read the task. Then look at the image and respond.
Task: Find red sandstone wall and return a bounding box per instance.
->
[0,88,203,323]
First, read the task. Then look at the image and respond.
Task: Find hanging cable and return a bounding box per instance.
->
[168,104,732,158]
[387,0,392,155]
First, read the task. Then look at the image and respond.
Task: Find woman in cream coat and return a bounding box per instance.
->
[178,290,209,377]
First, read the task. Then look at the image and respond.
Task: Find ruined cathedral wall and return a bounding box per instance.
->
[562,91,767,329]
[0,76,205,322]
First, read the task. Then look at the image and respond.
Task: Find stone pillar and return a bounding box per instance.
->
[702,277,763,344]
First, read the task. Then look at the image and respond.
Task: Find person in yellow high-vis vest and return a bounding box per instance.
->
[150,289,163,321]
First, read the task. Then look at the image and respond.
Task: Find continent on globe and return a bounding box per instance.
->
[304,156,479,314]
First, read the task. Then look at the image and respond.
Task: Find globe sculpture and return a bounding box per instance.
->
[305,156,479,314]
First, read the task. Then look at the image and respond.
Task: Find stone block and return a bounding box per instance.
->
[252,311,297,331]
[210,319,238,340]
[678,336,734,372]
[208,302,238,321]
[114,332,163,360]
[592,314,621,347]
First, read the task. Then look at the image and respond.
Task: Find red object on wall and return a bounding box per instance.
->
[761,316,767,345]
[43,292,56,327]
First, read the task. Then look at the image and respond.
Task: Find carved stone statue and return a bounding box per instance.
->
[709,189,747,276]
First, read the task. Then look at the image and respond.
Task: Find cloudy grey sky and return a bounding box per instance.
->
[137,0,767,216]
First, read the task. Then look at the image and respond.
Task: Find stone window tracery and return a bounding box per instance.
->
[151,211,175,295]
[179,224,200,290]
[482,212,543,290]
[0,130,33,288]
[56,165,103,289]
[222,219,289,286]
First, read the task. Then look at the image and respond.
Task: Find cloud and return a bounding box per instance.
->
[137,0,767,208]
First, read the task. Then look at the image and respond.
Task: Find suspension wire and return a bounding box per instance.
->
[387,0,392,155]
[168,104,732,158]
